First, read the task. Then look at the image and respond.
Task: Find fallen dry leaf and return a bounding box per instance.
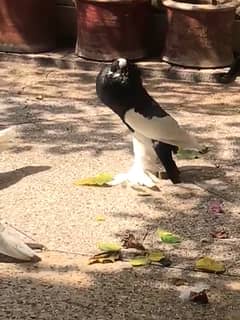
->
[137,192,152,197]
[88,251,120,265]
[26,243,46,251]
[207,199,224,215]
[130,255,150,267]
[210,229,229,239]
[97,242,121,252]
[148,250,165,262]
[74,173,113,187]
[130,185,152,196]
[189,290,209,304]
[156,229,181,244]
[95,215,106,222]
[195,257,226,273]
[180,282,209,304]
[121,233,145,251]
[125,249,171,268]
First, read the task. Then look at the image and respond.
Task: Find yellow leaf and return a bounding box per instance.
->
[74,173,113,187]
[148,250,165,262]
[97,242,121,252]
[95,215,106,222]
[130,256,150,267]
[195,257,226,273]
[88,251,120,265]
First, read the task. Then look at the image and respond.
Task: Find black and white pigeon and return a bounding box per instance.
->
[96,58,201,187]
[0,126,17,152]
[0,222,39,261]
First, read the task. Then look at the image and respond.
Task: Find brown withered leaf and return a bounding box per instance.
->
[88,251,120,265]
[207,199,224,215]
[189,290,209,304]
[121,233,145,251]
[210,229,229,239]
[180,283,209,303]
[26,243,46,251]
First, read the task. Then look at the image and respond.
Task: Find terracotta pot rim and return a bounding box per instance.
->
[162,0,236,11]
[75,0,148,3]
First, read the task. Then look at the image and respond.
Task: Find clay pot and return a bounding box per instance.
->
[75,0,151,61]
[0,0,56,53]
[162,0,236,68]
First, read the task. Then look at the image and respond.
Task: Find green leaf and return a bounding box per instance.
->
[195,256,226,273]
[97,242,121,252]
[176,149,200,160]
[130,256,150,267]
[88,251,120,265]
[156,229,181,244]
[148,250,165,262]
[74,173,113,187]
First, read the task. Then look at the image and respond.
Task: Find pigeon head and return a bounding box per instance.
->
[106,58,142,87]
[96,58,143,117]
[110,58,128,74]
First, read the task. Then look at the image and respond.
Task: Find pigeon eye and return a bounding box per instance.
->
[110,61,119,73]
[111,66,117,73]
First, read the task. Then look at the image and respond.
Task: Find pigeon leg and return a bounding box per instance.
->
[109,136,157,187]
[154,142,181,184]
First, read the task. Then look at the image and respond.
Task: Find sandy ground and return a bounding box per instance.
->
[0,59,240,319]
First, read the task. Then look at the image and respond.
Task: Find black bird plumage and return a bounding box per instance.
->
[96,58,201,186]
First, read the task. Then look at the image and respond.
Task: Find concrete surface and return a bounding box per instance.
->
[0,57,240,319]
[0,50,232,83]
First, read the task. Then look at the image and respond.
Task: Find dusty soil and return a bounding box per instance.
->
[0,58,239,319]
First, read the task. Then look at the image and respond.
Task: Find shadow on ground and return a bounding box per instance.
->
[0,59,239,157]
[0,166,51,190]
[0,253,239,320]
